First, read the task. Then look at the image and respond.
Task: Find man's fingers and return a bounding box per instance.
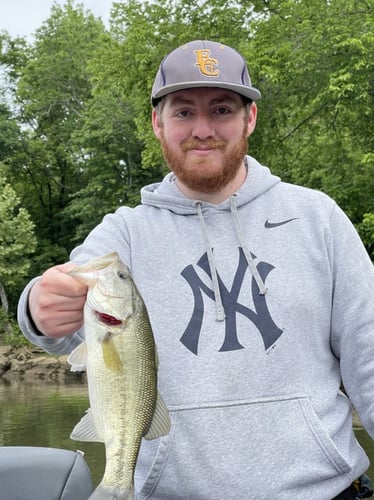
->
[28,262,88,338]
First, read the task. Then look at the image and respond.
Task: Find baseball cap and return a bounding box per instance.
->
[151,40,261,106]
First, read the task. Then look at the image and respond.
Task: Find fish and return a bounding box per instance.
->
[67,252,170,500]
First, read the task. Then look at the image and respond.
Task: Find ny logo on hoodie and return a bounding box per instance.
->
[180,248,283,355]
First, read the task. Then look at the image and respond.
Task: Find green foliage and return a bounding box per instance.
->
[0,32,30,84]
[0,177,36,285]
[65,46,145,244]
[5,1,106,255]
[0,0,372,318]
[0,175,36,316]
[248,0,374,231]
[0,104,22,160]
[358,213,374,258]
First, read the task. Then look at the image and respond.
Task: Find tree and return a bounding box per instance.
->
[0,176,36,332]
[0,0,372,266]
[6,1,106,263]
[248,0,374,239]
[64,32,145,244]
[0,103,22,161]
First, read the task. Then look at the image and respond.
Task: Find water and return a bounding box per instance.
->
[0,377,105,486]
[0,377,374,492]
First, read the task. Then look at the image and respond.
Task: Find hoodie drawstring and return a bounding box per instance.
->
[196,202,226,321]
[230,195,267,295]
[195,196,267,322]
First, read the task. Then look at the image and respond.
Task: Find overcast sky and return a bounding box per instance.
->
[1,0,114,39]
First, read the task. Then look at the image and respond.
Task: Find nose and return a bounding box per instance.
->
[192,113,214,140]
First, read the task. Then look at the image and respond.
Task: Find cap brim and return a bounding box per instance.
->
[152,81,261,105]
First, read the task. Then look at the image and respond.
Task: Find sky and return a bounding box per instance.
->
[0,0,114,39]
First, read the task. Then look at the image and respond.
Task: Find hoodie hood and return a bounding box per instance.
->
[140,155,280,214]
[141,155,281,320]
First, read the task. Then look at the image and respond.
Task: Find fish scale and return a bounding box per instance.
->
[67,252,170,500]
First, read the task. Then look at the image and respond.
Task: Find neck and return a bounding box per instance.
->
[175,162,248,204]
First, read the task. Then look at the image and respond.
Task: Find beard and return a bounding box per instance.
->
[159,128,248,194]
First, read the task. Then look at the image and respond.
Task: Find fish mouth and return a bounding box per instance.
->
[96,311,122,326]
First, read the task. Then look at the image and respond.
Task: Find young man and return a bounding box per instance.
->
[18,40,374,499]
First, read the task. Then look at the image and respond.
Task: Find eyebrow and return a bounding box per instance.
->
[167,96,194,107]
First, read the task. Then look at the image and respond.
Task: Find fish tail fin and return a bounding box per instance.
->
[88,483,134,500]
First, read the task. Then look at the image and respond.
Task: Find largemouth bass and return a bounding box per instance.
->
[67,252,170,500]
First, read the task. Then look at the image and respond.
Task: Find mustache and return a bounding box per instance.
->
[180,139,226,151]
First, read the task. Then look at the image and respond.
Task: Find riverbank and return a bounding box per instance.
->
[0,345,86,383]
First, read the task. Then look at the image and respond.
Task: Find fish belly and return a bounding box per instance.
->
[87,316,157,492]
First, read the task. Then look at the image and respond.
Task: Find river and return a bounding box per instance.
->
[0,377,105,486]
[0,378,373,491]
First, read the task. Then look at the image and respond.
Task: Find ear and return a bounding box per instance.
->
[152,108,162,140]
[245,103,257,138]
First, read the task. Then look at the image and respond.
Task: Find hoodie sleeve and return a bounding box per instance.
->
[17,207,133,355]
[329,204,374,437]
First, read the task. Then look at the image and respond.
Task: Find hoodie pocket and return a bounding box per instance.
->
[137,395,353,500]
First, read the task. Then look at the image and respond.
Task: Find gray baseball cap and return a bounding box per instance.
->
[151,40,261,106]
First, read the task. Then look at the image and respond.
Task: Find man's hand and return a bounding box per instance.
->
[28,263,88,338]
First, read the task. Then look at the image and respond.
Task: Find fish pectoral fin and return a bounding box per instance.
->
[70,408,104,443]
[143,392,171,440]
[102,335,122,372]
[67,342,87,372]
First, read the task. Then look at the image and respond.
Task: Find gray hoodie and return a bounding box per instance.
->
[18,156,374,499]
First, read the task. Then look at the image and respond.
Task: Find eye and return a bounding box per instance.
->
[176,109,192,118]
[214,107,231,115]
[117,271,128,280]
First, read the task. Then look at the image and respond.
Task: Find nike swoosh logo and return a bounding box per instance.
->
[264,218,299,228]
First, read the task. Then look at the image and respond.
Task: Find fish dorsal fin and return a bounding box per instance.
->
[143,392,171,440]
[70,408,104,443]
[67,342,87,372]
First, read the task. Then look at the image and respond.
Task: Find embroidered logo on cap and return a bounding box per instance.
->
[194,49,219,77]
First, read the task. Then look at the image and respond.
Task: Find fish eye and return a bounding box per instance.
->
[117,271,128,280]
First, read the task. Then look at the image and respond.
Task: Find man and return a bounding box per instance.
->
[18,40,374,499]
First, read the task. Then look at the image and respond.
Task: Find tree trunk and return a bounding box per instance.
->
[0,281,13,335]
[0,281,9,313]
